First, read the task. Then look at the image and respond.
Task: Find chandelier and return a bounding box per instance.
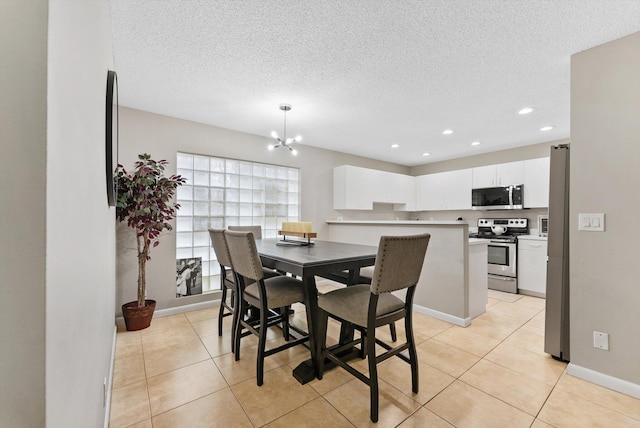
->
[268,104,301,155]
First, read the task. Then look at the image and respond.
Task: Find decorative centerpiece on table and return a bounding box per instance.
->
[115,153,186,330]
[277,222,317,246]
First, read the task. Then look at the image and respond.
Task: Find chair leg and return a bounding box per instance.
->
[218,286,227,337]
[234,295,246,362]
[256,303,268,386]
[366,327,379,423]
[230,288,239,354]
[316,310,329,380]
[389,322,397,342]
[282,306,290,341]
[406,314,419,393]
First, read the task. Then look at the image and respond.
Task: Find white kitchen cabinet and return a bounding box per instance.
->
[472,161,523,188]
[518,237,547,297]
[333,165,415,210]
[416,169,472,210]
[523,157,550,208]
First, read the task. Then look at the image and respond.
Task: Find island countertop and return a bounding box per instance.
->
[326,220,467,226]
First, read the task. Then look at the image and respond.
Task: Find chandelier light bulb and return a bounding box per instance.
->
[268,103,301,155]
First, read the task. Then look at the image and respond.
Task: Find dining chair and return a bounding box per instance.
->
[228,225,263,238]
[317,233,430,422]
[358,265,398,342]
[208,229,280,350]
[224,230,310,386]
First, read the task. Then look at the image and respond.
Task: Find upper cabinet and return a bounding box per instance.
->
[333,165,415,210]
[472,161,523,188]
[523,157,550,208]
[416,169,472,211]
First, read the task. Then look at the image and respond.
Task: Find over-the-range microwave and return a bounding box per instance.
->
[471,185,523,210]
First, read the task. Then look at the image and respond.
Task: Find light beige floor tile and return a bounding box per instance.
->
[519,315,546,336]
[431,324,503,357]
[554,373,640,420]
[460,359,553,416]
[397,407,454,428]
[200,333,235,358]
[115,330,143,359]
[324,377,421,427]
[308,363,360,396]
[213,340,287,386]
[485,300,540,322]
[416,338,481,378]
[377,357,455,405]
[474,308,529,330]
[126,419,152,428]
[531,418,555,428]
[488,289,522,303]
[141,326,200,355]
[151,388,252,428]
[231,365,320,427]
[264,396,353,428]
[484,341,566,386]
[190,317,221,337]
[513,295,546,311]
[502,328,546,355]
[141,314,191,337]
[112,352,146,389]
[412,313,454,338]
[143,336,211,377]
[184,306,219,324]
[109,379,150,428]
[538,384,640,427]
[464,316,518,341]
[147,359,228,415]
[425,380,534,428]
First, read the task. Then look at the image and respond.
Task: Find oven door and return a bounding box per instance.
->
[487,241,517,277]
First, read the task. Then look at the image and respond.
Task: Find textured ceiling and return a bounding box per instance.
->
[110,1,640,166]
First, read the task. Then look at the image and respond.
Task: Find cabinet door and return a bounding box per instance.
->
[518,239,548,295]
[395,173,416,211]
[443,169,472,210]
[416,174,442,210]
[496,161,523,185]
[472,165,496,188]
[523,157,550,208]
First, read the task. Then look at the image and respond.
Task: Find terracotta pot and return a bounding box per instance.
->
[122,300,156,331]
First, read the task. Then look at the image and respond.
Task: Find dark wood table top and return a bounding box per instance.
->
[254,239,377,277]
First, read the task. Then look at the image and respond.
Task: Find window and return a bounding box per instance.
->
[175,152,300,293]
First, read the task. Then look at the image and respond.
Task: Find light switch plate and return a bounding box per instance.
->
[579,213,605,231]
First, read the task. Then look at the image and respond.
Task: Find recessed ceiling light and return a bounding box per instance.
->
[391,144,399,148]
[518,107,535,115]
[442,129,453,135]
[422,152,431,156]
[540,126,554,131]
[471,141,480,146]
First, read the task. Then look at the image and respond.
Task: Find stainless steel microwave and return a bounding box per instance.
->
[471,185,523,210]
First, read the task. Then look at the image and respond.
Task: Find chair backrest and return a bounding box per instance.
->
[208,228,233,268]
[370,233,430,295]
[224,230,264,282]
[228,225,262,239]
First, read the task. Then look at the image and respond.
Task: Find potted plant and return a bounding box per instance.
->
[115,153,186,331]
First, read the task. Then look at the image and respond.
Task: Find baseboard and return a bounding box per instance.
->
[413,304,471,327]
[567,363,640,399]
[104,326,117,428]
[115,298,220,325]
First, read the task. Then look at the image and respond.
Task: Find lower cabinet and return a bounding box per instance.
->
[517,237,547,297]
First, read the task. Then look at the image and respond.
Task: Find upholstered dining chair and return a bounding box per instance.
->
[228,225,263,238]
[224,230,310,386]
[358,265,398,342]
[208,229,280,351]
[317,233,430,422]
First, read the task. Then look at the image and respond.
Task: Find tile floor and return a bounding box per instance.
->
[109,283,640,428]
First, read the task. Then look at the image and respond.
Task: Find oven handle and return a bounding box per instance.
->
[488,274,516,281]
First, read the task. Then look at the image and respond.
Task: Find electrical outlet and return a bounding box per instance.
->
[593,331,609,351]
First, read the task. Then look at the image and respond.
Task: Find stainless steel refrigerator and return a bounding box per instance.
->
[544,144,570,361]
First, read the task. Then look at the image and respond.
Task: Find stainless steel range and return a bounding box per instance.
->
[469,218,529,293]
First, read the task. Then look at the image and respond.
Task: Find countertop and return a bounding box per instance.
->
[326,220,467,226]
[468,238,489,246]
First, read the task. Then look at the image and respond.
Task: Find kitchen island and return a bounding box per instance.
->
[327,220,487,326]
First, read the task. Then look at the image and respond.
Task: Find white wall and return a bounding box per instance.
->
[0,1,48,426]
[570,32,640,388]
[116,107,409,313]
[1,1,118,426]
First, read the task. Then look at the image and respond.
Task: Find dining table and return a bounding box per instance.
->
[253,238,378,384]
